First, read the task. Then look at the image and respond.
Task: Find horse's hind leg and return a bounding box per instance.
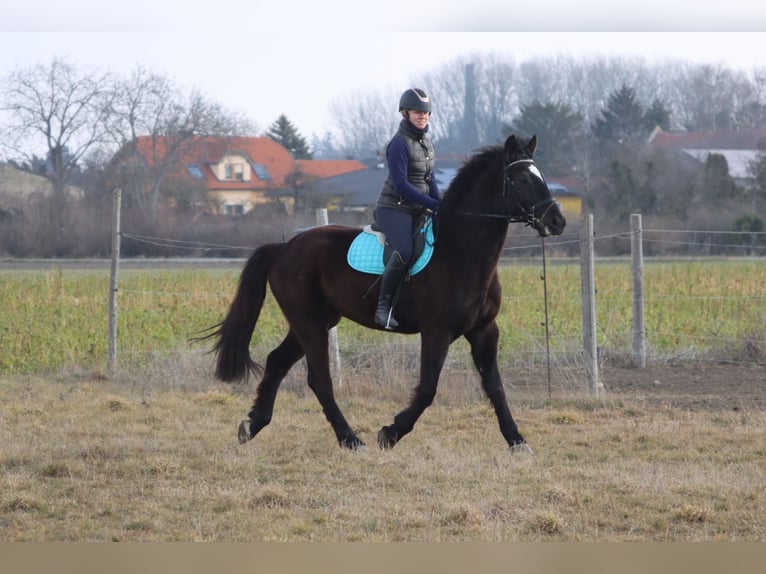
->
[465,322,530,452]
[238,331,304,444]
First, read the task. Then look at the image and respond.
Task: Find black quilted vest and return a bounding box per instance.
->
[377,119,436,215]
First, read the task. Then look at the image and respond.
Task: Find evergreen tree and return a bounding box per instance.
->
[592,85,646,144]
[643,98,672,132]
[506,101,584,175]
[703,153,738,200]
[747,146,766,209]
[266,114,313,159]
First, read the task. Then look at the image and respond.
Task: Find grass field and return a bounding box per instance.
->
[1,259,764,374]
[1,260,764,541]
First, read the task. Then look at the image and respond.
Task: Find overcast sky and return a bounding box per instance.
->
[2,1,765,138]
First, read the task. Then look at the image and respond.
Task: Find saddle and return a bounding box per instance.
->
[346,216,435,276]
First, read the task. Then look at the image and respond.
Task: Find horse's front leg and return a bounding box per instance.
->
[377,331,450,449]
[301,329,365,450]
[465,321,531,453]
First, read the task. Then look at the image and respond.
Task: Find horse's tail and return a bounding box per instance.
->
[206,243,284,383]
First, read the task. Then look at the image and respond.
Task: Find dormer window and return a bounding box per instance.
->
[250,162,272,180]
[186,164,204,179]
[225,162,244,181]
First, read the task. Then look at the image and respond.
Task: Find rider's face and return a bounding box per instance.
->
[405,109,430,129]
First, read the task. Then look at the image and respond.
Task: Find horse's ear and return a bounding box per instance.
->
[504,134,520,156]
[528,135,537,156]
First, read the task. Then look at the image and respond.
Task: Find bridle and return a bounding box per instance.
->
[454,157,558,228]
[503,159,559,226]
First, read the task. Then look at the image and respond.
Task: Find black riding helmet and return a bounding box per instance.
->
[399,88,432,113]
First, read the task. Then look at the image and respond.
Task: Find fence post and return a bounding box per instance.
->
[316,208,343,387]
[107,188,121,376]
[580,214,601,396]
[631,213,647,368]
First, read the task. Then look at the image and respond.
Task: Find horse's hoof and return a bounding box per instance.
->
[509,442,534,455]
[237,420,253,444]
[377,427,397,450]
[340,435,366,450]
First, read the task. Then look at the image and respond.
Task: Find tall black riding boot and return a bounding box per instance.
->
[374,251,408,330]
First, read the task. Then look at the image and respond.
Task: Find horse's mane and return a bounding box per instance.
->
[439,144,503,212]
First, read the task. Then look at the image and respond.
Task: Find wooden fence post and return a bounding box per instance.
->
[580,214,602,396]
[107,188,121,376]
[631,213,647,368]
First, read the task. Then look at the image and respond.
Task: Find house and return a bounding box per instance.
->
[548,182,583,218]
[131,135,366,215]
[648,127,766,183]
[310,157,467,212]
[309,163,386,212]
[309,154,583,216]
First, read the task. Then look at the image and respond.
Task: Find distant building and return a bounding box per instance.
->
[310,157,467,212]
[124,135,367,215]
[547,182,583,217]
[648,127,766,185]
[310,154,583,217]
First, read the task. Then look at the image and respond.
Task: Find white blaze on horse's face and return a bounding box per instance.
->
[510,162,564,237]
[527,165,552,234]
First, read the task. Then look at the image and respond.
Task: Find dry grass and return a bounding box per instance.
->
[1,356,763,542]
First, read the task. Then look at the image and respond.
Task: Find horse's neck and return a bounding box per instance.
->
[437,215,508,278]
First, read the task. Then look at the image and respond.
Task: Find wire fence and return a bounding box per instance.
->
[114,217,766,394]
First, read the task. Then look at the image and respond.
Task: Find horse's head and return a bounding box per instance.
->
[502,134,566,237]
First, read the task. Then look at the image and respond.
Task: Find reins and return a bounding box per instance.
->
[540,236,552,399]
[452,197,558,227]
[451,156,558,229]
[451,154,556,398]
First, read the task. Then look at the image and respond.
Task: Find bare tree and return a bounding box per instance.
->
[404,54,518,152]
[733,67,766,130]
[106,66,175,210]
[676,64,742,131]
[0,57,114,196]
[326,53,766,193]
[107,67,253,214]
[474,54,517,145]
[329,88,398,159]
[421,58,471,150]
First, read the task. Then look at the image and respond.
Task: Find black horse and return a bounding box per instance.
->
[204,134,566,452]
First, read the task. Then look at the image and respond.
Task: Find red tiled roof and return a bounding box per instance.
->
[296,159,366,180]
[133,135,365,190]
[649,128,766,150]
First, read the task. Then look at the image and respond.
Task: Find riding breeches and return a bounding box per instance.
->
[373,206,417,263]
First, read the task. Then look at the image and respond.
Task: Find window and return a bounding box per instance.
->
[225,204,244,215]
[224,163,244,180]
[186,165,204,179]
[250,162,272,180]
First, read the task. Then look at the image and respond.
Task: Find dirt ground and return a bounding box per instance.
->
[599,363,766,411]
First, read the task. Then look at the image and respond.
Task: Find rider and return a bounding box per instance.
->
[373,87,442,330]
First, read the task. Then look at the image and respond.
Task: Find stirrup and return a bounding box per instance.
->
[375,307,398,330]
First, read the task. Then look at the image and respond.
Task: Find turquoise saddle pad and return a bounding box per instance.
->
[347,219,434,276]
